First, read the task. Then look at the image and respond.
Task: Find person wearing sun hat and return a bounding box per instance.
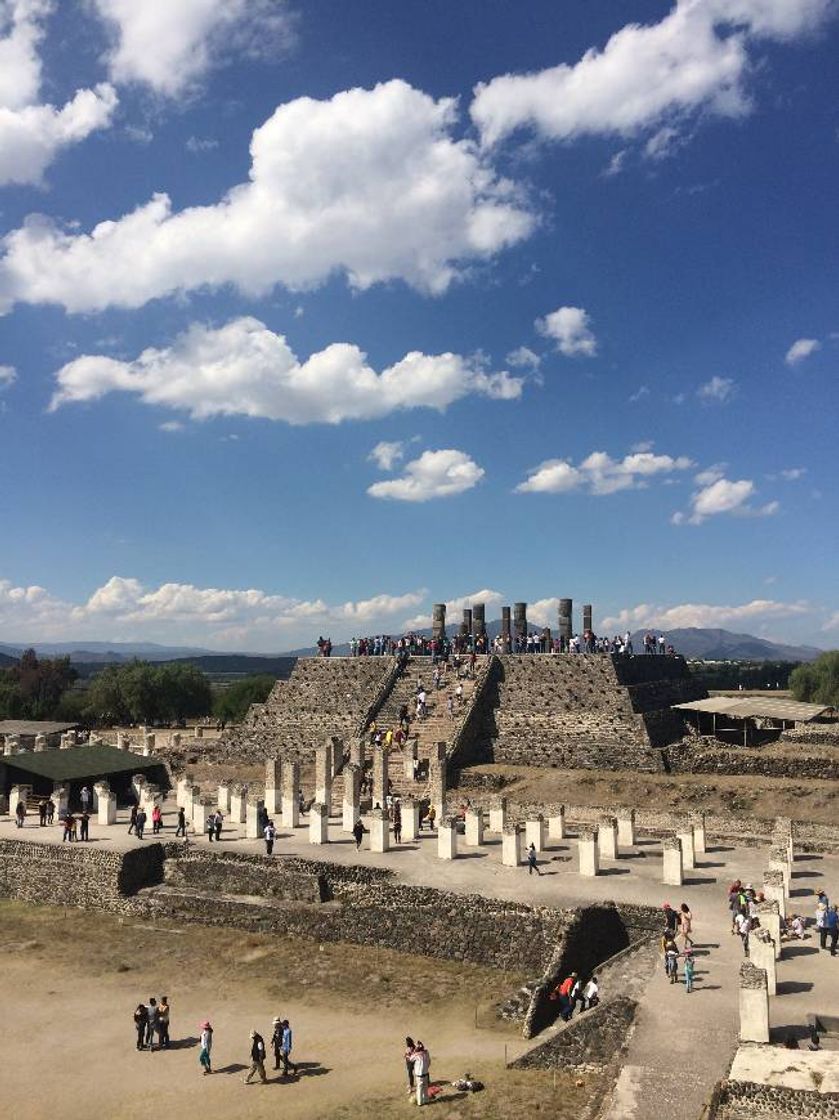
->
[199,1021,213,1075]
[244,1028,268,1084]
[270,1016,284,1070]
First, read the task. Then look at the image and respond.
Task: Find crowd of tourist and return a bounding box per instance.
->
[343,628,676,657]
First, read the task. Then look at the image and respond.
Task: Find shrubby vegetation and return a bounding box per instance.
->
[790,651,839,708]
[83,660,213,724]
[212,674,275,723]
[0,649,77,720]
[688,660,797,691]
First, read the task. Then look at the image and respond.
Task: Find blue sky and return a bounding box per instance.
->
[0,0,836,651]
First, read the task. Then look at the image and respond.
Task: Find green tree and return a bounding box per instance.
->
[155,662,213,722]
[83,660,213,724]
[213,674,276,724]
[0,649,77,719]
[790,651,839,707]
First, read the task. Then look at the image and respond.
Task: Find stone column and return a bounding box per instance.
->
[465,807,484,847]
[763,869,786,919]
[676,823,696,871]
[768,846,790,895]
[116,731,130,751]
[691,811,706,855]
[192,797,211,835]
[217,779,232,813]
[342,763,361,832]
[578,825,599,877]
[95,781,117,825]
[525,815,547,853]
[245,796,264,840]
[548,806,566,841]
[437,816,457,860]
[264,759,280,816]
[429,760,447,820]
[775,816,794,864]
[663,835,683,886]
[489,796,507,833]
[141,783,163,815]
[598,815,618,861]
[401,797,420,841]
[195,726,204,739]
[751,928,777,996]
[501,606,511,652]
[176,776,189,808]
[513,602,527,644]
[10,784,32,815]
[350,738,365,768]
[558,598,573,649]
[403,736,418,780]
[182,781,198,820]
[432,603,447,641]
[282,760,300,828]
[738,961,769,1044]
[617,807,636,848]
[34,733,47,752]
[372,745,389,807]
[59,734,72,750]
[756,899,782,960]
[501,823,522,867]
[315,742,333,809]
[369,807,390,853]
[171,732,181,747]
[230,783,247,825]
[308,801,329,845]
[472,603,486,640]
[143,732,155,754]
[462,608,472,638]
[583,604,593,634]
[131,773,147,803]
[328,736,343,778]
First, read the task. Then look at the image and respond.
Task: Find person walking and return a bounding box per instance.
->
[393,809,402,845]
[412,1040,430,1106]
[583,975,599,1010]
[817,899,829,950]
[244,1029,268,1083]
[264,820,276,856]
[527,843,542,876]
[679,903,694,949]
[79,811,90,841]
[199,1021,213,1074]
[663,933,679,983]
[206,811,216,842]
[151,804,162,835]
[683,951,696,993]
[270,1017,284,1070]
[135,807,147,839]
[352,818,364,850]
[404,1036,416,1095]
[158,996,170,1048]
[15,799,26,828]
[214,811,223,842]
[80,785,91,814]
[46,797,55,825]
[62,813,75,842]
[134,1003,148,1051]
[128,803,138,835]
[146,997,159,1050]
[175,806,187,838]
[38,798,48,826]
[279,1019,297,1078]
[826,905,839,956]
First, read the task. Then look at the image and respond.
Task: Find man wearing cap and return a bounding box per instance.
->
[662,903,678,935]
[244,1029,267,1083]
[270,1016,284,1070]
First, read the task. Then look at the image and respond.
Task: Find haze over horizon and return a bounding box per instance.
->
[1,1,836,653]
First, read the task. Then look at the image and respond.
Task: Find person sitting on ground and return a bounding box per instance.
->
[790,914,806,940]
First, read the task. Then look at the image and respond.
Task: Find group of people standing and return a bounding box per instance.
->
[549,971,600,1020]
[404,1037,432,1105]
[132,995,171,1051]
[662,901,696,991]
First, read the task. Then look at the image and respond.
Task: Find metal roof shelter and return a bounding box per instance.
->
[0,744,165,799]
[673,697,833,722]
[0,720,78,737]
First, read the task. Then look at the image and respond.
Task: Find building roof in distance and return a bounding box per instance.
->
[0,720,78,736]
[673,696,834,723]
[1,744,161,782]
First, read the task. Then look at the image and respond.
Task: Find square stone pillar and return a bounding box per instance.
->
[183,782,199,820]
[217,780,232,813]
[59,733,72,750]
[763,869,786,920]
[264,759,280,816]
[34,734,47,752]
[676,823,696,871]
[230,783,247,824]
[775,816,794,864]
[342,763,361,832]
[598,815,618,861]
[437,816,457,860]
[751,928,777,996]
[525,815,547,853]
[756,899,782,960]
[372,747,388,808]
[141,784,163,815]
[245,797,264,840]
[465,808,484,847]
[315,743,333,808]
[329,736,343,777]
[308,801,329,845]
[663,835,683,886]
[95,782,117,825]
[432,741,447,765]
[578,825,599,877]
[176,776,189,808]
[192,797,211,834]
[369,807,390,853]
[52,782,70,817]
[403,737,418,780]
[548,805,566,841]
[171,732,181,747]
[739,960,769,1043]
[768,846,790,895]
[489,797,507,834]
[690,811,706,854]
[131,774,147,802]
[116,732,130,751]
[617,808,636,848]
[282,760,300,828]
[429,761,447,821]
[350,738,365,768]
[195,726,203,739]
[401,797,420,842]
[10,784,32,815]
[501,823,522,867]
[143,732,155,754]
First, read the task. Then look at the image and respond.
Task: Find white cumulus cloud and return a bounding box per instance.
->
[0,0,117,186]
[368,440,404,471]
[91,0,295,96]
[0,79,534,313]
[49,317,523,424]
[367,448,485,502]
[537,306,597,357]
[505,345,541,371]
[785,337,821,365]
[601,597,811,632]
[471,0,834,149]
[697,375,736,403]
[0,362,16,387]
[516,449,693,496]
[673,475,779,525]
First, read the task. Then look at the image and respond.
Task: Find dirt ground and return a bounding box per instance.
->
[464,764,839,825]
[0,901,597,1120]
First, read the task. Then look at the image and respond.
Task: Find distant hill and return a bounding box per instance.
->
[0,640,217,663]
[629,627,822,663]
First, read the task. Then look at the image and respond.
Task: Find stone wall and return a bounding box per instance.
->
[711,1080,839,1119]
[665,738,839,781]
[512,996,638,1070]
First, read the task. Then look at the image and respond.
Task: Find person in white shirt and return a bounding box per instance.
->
[583,976,599,1009]
[412,1041,430,1105]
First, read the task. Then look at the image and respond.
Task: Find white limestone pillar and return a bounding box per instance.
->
[116,731,130,751]
[192,797,211,834]
[182,782,199,820]
[282,760,300,829]
[369,807,390,853]
[217,780,232,813]
[501,823,522,868]
[350,738,365,768]
[548,805,566,841]
[53,783,69,817]
[751,928,777,996]
[598,815,618,861]
[143,732,155,753]
[264,759,280,817]
[195,725,204,739]
[170,731,182,747]
[617,807,636,848]
[437,816,457,860]
[676,823,696,871]
[757,899,782,960]
[372,746,389,808]
[34,734,47,753]
[691,811,706,855]
[663,835,683,886]
[245,797,264,840]
[775,816,794,865]
[315,743,333,809]
[768,845,791,895]
[401,797,420,842]
[763,869,786,920]
[465,808,484,847]
[59,733,72,750]
[10,784,31,816]
[403,736,418,780]
[308,801,329,845]
[229,783,247,825]
[342,762,361,832]
[176,776,190,808]
[429,761,446,821]
[578,825,599,877]
[95,782,117,825]
[525,815,547,853]
[738,961,769,1044]
[489,797,507,834]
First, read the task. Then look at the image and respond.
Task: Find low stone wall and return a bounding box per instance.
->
[665,740,839,781]
[163,848,326,903]
[512,995,638,1069]
[711,1080,839,1119]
